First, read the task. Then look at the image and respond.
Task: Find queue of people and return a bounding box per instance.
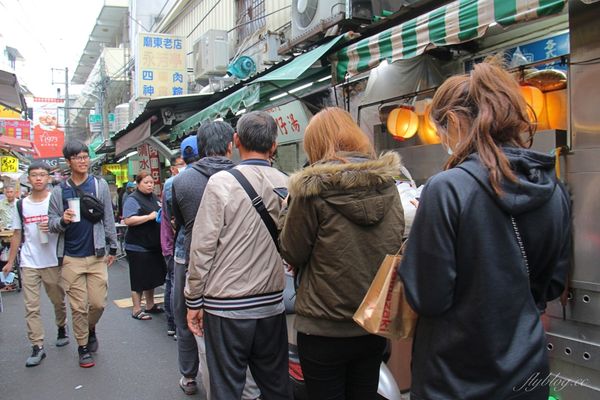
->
[0,60,571,400]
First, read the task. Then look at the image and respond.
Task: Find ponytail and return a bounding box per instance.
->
[430,59,535,196]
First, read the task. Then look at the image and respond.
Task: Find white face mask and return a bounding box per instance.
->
[176,166,185,173]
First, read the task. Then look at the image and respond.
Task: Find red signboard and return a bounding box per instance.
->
[33,126,64,159]
[0,119,32,140]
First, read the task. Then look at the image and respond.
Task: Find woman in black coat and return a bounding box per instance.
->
[399,61,571,400]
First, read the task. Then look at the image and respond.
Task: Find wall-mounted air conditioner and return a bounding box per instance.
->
[193,30,229,81]
[290,1,407,43]
[291,0,346,42]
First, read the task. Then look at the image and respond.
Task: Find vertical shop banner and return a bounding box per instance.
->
[32,98,65,159]
[266,101,313,145]
[135,33,187,98]
[0,119,32,140]
[136,143,162,195]
[0,156,19,173]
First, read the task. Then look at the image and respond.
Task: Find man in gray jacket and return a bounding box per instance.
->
[186,112,289,400]
[48,140,117,368]
[172,122,262,398]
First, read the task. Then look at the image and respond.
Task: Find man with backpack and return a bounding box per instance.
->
[2,161,70,367]
[48,140,118,368]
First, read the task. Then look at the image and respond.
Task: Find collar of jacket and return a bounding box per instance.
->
[288,151,401,198]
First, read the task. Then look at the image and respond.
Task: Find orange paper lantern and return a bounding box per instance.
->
[418,104,441,144]
[520,85,545,121]
[387,108,418,139]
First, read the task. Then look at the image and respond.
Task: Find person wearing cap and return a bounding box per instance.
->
[2,161,69,367]
[160,156,186,338]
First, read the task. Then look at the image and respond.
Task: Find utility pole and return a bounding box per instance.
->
[64,67,69,138]
[51,67,70,138]
[99,56,110,141]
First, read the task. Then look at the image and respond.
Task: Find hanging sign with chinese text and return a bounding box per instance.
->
[136,143,162,195]
[0,156,18,173]
[266,101,313,145]
[135,33,187,99]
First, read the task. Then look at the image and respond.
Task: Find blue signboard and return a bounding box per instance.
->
[466,32,569,72]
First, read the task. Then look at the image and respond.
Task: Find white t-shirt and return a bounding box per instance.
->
[12,194,59,268]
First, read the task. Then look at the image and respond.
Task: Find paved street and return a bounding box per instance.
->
[0,259,205,400]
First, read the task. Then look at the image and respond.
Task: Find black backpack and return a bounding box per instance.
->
[66,178,105,223]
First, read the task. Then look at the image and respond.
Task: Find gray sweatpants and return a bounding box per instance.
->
[174,262,199,379]
[204,311,290,400]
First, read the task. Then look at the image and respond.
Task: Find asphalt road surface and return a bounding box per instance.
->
[0,258,206,400]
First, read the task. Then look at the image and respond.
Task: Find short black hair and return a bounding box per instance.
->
[197,121,234,158]
[28,160,51,173]
[236,111,278,153]
[62,140,89,159]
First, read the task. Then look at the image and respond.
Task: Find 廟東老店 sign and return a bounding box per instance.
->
[135,33,187,98]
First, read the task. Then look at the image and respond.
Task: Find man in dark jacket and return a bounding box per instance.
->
[171,122,259,399]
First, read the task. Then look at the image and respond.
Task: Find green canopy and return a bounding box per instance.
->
[253,35,344,83]
[170,85,260,140]
[331,0,566,82]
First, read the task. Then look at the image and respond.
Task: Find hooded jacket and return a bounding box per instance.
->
[279,152,405,337]
[171,156,235,264]
[399,147,571,400]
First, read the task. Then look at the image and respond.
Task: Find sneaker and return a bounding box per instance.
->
[167,328,176,336]
[179,376,198,395]
[87,329,98,353]
[78,345,95,368]
[56,326,70,347]
[26,345,46,367]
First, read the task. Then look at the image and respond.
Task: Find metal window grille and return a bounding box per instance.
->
[236,0,266,44]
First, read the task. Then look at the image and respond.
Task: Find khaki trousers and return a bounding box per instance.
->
[61,255,108,346]
[21,266,68,347]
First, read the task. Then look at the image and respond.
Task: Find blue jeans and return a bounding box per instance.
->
[164,255,175,331]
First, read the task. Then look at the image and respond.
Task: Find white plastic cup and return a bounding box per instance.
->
[67,197,81,222]
[38,223,49,244]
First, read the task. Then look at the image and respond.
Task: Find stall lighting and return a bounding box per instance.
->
[117,150,137,163]
[520,85,545,121]
[215,117,224,122]
[235,108,246,116]
[387,107,418,139]
[269,81,315,102]
[318,75,333,82]
[289,82,313,94]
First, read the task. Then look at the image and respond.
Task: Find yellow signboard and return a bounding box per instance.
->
[0,106,21,119]
[136,33,187,98]
[0,156,19,173]
[102,163,129,186]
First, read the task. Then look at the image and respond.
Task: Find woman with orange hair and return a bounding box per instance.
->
[279,107,405,399]
[399,61,571,399]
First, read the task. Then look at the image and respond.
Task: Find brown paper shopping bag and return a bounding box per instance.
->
[353,251,418,340]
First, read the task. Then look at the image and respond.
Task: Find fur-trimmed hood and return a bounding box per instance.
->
[288,151,402,226]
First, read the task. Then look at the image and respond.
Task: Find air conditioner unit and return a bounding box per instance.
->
[291,0,346,42]
[291,1,407,43]
[193,30,229,81]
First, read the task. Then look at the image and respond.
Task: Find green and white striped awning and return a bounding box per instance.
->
[332,0,566,82]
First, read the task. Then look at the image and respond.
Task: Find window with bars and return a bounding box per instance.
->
[236,0,266,45]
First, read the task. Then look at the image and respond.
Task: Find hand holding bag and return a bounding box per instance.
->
[353,243,418,339]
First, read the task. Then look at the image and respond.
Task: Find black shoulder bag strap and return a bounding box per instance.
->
[227,169,280,252]
[16,199,24,244]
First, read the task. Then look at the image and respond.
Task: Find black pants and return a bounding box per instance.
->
[297,333,386,400]
[204,312,289,400]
